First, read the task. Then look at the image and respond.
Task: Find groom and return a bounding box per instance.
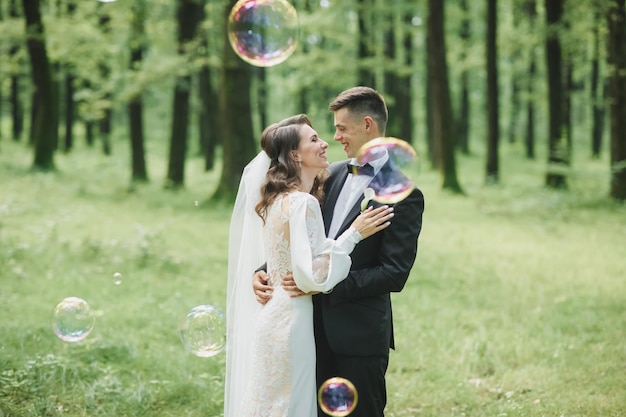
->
[254,86,424,416]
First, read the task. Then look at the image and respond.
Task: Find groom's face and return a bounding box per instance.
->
[332,108,370,159]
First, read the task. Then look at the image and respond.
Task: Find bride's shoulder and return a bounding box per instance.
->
[288,192,319,208]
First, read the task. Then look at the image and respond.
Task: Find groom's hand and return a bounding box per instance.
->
[282,274,317,298]
[253,270,272,304]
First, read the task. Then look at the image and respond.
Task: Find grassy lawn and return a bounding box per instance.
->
[1,136,625,416]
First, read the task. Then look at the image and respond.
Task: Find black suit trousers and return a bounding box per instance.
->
[315,302,389,417]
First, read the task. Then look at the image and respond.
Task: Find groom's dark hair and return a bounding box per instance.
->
[329,86,388,134]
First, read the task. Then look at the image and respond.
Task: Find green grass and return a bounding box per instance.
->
[1,136,625,417]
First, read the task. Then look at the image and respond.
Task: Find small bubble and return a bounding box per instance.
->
[318,377,358,416]
[51,297,95,342]
[113,272,122,285]
[179,305,226,357]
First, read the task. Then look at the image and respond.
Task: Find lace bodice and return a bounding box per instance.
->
[263,192,361,293]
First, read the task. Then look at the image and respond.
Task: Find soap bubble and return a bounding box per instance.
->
[228,0,299,67]
[51,297,95,342]
[318,377,358,416]
[356,137,418,204]
[179,304,226,357]
[113,272,122,285]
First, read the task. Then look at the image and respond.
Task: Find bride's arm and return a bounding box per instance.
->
[289,195,393,294]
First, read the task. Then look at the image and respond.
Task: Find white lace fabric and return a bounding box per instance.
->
[239,192,361,416]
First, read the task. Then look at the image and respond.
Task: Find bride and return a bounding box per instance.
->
[225,114,393,416]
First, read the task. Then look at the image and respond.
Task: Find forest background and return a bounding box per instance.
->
[1,0,626,416]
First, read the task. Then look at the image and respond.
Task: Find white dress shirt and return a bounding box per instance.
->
[328,154,387,239]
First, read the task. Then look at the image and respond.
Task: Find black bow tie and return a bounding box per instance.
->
[347,162,375,176]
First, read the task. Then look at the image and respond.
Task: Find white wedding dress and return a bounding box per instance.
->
[240,191,361,417]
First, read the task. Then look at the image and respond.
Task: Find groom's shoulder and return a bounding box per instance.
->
[328,160,348,176]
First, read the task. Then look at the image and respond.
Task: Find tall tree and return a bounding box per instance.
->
[524,0,537,159]
[63,0,76,152]
[384,1,413,142]
[22,0,57,170]
[607,0,626,200]
[9,0,23,141]
[255,67,268,133]
[427,0,463,193]
[545,0,568,188]
[213,0,255,200]
[486,0,499,184]
[296,0,313,115]
[165,0,203,188]
[128,0,148,183]
[357,0,376,87]
[197,3,219,172]
[508,1,522,144]
[97,5,112,155]
[457,0,471,154]
[590,7,606,159]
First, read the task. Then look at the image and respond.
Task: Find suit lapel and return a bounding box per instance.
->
[336,200,363,237]
[322,161,349,236]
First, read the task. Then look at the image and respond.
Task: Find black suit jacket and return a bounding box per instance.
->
[314,160,424,357]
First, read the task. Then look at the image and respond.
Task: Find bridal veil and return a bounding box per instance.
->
[224,151,270,417]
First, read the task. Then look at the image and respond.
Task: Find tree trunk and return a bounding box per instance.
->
[22,0,57,170]
[196,2,218,172]
[10,0,23,141]
[256,67,268,133]
[63,0,76,152]
[29,91,37,145]
[128,0,148,183]
[296,0,313,115]
[590,9,605,159]
[384,5,413,142]
[486,0,499,184]
[64,73,74,152]
[524,0,536,159]
[357,0,376,87]
[545,0,568,189]
[213,0,256,201]
[99,108,112,155]
[607,0,626,200]
[457,0,470,154]
[427,0,463,193]
[198,62,218,171]
[397,9,413,143]
[425,52,434,167]
[525,53,536,159]
[165,0,203,188]
[508,1,522,145]
[98,8,112,156]
[11,74,23,141]
[81,79,94,147]
[85,120,94,146]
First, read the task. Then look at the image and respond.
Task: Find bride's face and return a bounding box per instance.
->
[297,124,329,171]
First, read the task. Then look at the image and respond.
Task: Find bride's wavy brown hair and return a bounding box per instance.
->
[255,114,328,223]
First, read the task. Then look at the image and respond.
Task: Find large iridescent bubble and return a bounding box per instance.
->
[228,0,299,67]
[179,304,226,357]
[51,297,95,342]
[318,377,358,416]
[356,137,418,204]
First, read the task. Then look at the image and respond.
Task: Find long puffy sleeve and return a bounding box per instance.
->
[289,193,361,294]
